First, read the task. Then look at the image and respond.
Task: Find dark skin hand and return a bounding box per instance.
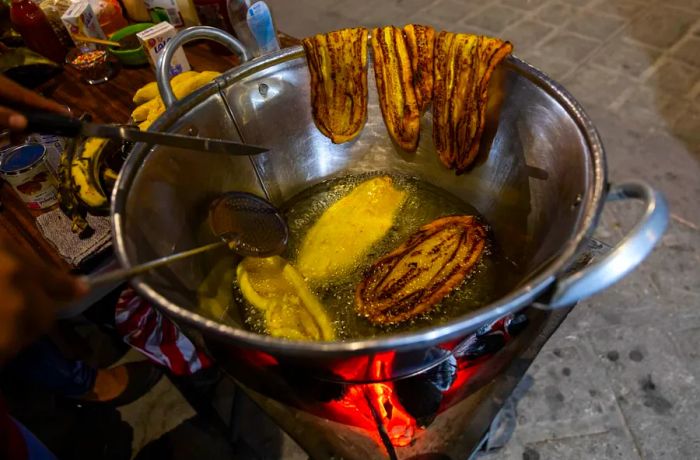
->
[0,76,83,363]
[0,238,87,365]
[0,74,71,130]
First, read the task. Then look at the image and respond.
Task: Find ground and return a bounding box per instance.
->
[19,0,700,458]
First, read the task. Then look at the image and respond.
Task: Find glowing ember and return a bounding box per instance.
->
[330,353,420,447]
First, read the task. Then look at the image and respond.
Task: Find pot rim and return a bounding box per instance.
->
[112,46,606,356]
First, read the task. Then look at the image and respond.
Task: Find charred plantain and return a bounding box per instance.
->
[356,215,486,325]
[433,32,512,172]
[371,26,421,152]
[403,24,435,112]
[303,28,369,144]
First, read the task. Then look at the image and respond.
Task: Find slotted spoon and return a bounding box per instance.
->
[87,192,288,289]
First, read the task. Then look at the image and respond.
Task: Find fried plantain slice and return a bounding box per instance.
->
[403,24,435,112]
[356,215,486,325]
[433,32,512,172]
[303,27,369,144]
[371,26,421,152]
[297,176,407,283]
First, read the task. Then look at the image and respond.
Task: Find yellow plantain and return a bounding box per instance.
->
[371,26,421,152]
[403,24,435,112]
[237,256,335,341]
[70,137,110,211]
[302,27,369,143]
[433,32,512,172]
[132,70,199,104]
[131,71,220,127]
[296,176,406,282]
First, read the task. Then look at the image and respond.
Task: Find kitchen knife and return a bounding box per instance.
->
[24,111,268,156]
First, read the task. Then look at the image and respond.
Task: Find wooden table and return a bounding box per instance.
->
[0,35,298,272]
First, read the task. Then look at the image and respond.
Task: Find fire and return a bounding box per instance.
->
[330,352,419,447]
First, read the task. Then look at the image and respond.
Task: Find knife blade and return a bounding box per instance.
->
[24,111,268,156]
[82,123,268,156]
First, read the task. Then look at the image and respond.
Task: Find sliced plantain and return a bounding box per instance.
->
[433,32,512,172]
[237,256,335,341]
[371,26,421,152]
[356,215,486,325]
[296,176,406,283]
[302,27,369,143]
[403,24,436,112]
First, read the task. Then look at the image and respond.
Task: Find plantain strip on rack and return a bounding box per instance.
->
[433,32,512,172]
[356,215,487,325]
[302,27,369,144]
[403,24,435,112]
[371,26,421,152]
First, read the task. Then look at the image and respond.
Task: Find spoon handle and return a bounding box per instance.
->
[86,241,227,289]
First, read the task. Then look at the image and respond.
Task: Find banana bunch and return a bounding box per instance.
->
[58,70,221,233]
[131,70,221,131]
[58,134,120,235]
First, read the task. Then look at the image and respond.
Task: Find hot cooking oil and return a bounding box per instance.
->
[230,172,517,340]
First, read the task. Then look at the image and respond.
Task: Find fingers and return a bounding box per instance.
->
[41,266,88,301]
[0,238,85,301]
[0,106,28,131]
[0,75,71,118]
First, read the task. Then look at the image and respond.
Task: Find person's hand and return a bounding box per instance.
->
[0,74,71,131]
[0,238,87,365]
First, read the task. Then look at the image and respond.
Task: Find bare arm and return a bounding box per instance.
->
[0,238,86,365]
[0,74,71,131]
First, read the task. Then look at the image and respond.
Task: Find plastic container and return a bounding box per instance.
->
[66,46,118,84]
[38,0,72,47]
[10,0,67,63]
[91,0,128,35]
[121,0,150,22]
[193,0,232,33]
[0,143,58,209]
[227,0,278,57]
[144,0,198,28]
[109,22,153,66]
[245,1,278,55]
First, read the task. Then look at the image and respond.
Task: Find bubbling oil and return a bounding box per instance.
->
[233,173,514,340]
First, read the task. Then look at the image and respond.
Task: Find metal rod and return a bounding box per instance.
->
[87,241,227,289]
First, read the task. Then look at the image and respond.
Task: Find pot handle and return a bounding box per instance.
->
[157,26,251,109]
[543,181,669,309]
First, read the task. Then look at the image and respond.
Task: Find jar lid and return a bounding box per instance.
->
[0,143,46,173]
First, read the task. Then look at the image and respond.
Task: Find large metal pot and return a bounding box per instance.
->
[111,27,668,382]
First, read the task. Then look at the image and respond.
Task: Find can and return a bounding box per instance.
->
[0,144,59,210]
[27,133,67,176]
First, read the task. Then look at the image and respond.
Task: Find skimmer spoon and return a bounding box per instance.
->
[86,192,288,289]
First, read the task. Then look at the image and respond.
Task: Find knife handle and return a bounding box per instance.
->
[24,111,83,137]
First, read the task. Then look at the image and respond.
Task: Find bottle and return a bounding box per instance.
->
[10,0,67,63]
[192,0,232,33]
[121,0,150,22]
[245,1,278,55]
[91,0,128,35]
[177,0,199,27]
[227,0,278,58]
[144,0,199,28]
[1,0,11,39]
[39,0,73,47]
